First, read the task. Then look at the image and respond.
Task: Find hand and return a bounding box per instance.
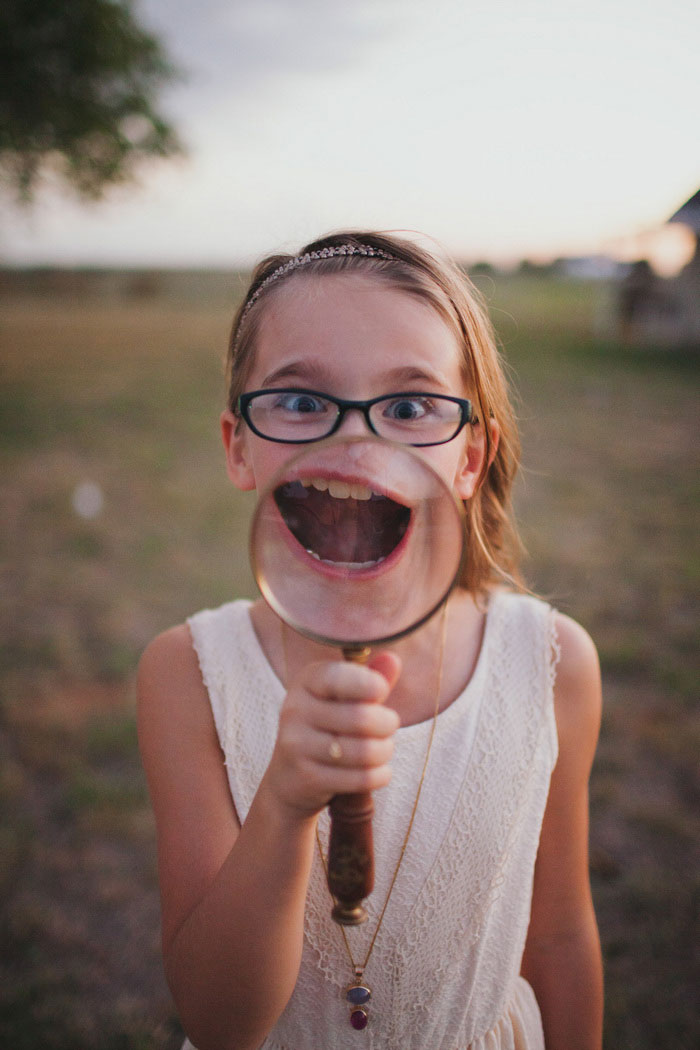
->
[263,651,402,821]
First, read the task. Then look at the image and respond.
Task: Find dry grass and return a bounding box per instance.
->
[1,274,698,1048]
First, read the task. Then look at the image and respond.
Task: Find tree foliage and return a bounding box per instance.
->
[0,0,183,202]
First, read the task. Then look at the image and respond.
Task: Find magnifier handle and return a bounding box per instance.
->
[327,645,374,925]
[328,790,374,925]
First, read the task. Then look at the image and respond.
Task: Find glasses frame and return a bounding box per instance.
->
[237,388,477,447]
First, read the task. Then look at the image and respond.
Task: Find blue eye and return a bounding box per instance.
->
[382,397,433,421]
[274,392,327,414]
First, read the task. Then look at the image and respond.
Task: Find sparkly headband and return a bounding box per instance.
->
[240,243,396,321]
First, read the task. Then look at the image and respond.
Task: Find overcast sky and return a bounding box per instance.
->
[2,0,699,267]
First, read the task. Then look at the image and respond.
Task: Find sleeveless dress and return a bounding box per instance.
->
[184,589,559,1050]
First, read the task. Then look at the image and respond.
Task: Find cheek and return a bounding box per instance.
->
[407,443,466,495]
[247,442,295,493]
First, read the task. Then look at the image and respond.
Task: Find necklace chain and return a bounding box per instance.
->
[281,602,448,982]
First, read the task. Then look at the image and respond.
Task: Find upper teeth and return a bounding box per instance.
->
[301,477,373,500]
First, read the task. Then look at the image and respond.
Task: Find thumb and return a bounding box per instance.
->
[367,650,402,695]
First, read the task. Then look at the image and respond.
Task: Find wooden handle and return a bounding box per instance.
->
[327,644,373,925]
[328,790,374,924]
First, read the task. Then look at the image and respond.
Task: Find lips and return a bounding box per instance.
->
[274,477,411,568]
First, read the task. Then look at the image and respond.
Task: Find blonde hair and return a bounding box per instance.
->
[226,231,525,595]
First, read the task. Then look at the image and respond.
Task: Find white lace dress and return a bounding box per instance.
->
[184,589,559,1050]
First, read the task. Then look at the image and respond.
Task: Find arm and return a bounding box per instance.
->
[137,625,400,1050]
[521,613,604,1050]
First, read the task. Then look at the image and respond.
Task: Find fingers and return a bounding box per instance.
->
[303,658,395,705]
[295,730,396,796]
[368,650,402,691]
[266,653,402,817]
[300,692,399,738]
[291,657,401,737]
[313,729,395,770]
[298,759,394,798]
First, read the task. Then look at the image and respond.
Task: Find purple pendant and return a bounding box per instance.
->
[350,1007,369,1030]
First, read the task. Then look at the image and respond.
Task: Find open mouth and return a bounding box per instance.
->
[274,477,411,569]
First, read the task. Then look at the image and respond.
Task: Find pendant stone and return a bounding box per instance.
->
[350,1007,369,1030]
[346,982,371,1029]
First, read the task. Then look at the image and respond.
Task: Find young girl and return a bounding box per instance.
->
[137,232,603,1050]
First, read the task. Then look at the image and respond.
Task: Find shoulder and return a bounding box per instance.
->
[495,593,602,774]
[553,612,600,681]
[551,612,602,776]
[138,622,199,685]
[186,597,252,644]
[137,622,218,770]
[138,623,205,715]
[139,600,251,694]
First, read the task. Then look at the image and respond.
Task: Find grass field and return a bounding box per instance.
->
[1,272,698,1048]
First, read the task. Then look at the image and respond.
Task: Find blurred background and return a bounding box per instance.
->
[1,1,698,1047]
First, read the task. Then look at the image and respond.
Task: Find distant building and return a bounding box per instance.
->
[557,255,622,281]
[669,187,700,234]
[666,189,700,345]
[618,188,700,348]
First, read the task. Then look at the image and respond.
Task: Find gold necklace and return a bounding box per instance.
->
[281,602,448,1031]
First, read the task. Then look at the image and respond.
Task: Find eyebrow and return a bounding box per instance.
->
[260,360,449,390]
[260,360,329,388]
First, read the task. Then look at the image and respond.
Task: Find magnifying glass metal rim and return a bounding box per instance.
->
[249,434,467,651]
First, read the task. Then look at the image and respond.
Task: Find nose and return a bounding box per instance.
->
[336,406,372,438]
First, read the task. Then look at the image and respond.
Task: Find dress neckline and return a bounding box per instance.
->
[394,588,499,735]
[241,589,502,734]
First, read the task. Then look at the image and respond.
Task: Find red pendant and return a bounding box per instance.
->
[350,1007,369,1030]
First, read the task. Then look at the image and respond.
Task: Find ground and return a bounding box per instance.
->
[0,274,697,1048]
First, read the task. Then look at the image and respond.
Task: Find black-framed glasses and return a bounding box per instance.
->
[237,388,477,446]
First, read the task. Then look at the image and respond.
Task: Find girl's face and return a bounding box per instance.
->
[222,273,488,501]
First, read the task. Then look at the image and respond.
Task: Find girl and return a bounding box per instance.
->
[137,232,603,1050]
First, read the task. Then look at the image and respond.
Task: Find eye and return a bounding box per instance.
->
[381,396,435,422]
[273,392,328,415]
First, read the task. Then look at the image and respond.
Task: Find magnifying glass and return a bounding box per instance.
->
[250,436,465,923]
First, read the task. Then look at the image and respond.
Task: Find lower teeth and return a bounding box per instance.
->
[305,549,383,569]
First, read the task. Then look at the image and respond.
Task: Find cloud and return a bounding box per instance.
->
[140,0,401,112]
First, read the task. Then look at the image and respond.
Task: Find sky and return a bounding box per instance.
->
[2,0,699,268]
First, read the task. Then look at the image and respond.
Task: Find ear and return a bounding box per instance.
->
[221,409,256,491]
[454,417,499,500]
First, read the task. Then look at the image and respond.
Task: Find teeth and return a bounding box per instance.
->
[301,477,373,500]
[305,548,384,569]
[325,558,383,569]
